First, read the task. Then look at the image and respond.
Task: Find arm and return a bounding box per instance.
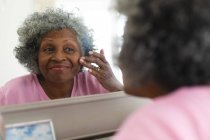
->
[80,49,123,92]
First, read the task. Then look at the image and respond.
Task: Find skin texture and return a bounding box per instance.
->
[38,28,82,99]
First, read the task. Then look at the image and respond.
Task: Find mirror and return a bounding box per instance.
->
[0,0,125,103]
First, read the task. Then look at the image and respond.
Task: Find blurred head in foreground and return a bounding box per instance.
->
[116,0,210,98]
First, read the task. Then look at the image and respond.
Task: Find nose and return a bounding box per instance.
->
[51,51,66,62]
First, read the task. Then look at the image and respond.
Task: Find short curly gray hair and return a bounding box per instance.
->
[14,8,94,74]
[116,0,210,92]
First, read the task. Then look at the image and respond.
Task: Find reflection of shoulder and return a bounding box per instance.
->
[76,71,103,88]
[3,73,35,87]
[77,71,97,82]
[0,73,38,105]
[74,70,108,94]
[1,74,39,94]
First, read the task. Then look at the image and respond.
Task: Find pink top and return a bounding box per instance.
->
[113,86,210,140]
[0,71,108,106]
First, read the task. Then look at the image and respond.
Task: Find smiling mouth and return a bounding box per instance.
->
[51,67,67,71]
[49,65,70,71]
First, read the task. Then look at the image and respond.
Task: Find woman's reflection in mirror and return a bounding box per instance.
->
[0,8,123,106]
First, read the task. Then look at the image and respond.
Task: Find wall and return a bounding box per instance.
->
[0,0,34,86]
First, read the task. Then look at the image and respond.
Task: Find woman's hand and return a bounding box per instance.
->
[80,49,123,92]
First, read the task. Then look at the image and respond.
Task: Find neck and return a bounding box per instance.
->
[124,83,167,98]
[39,78,74,99]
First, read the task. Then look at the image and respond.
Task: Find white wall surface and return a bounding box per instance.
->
[0,0,34,86]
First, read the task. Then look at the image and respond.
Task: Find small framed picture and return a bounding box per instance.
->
[5,119,56,140]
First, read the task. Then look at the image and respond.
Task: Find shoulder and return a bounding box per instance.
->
[76,70,95,79]
[2,74,36,87]
[114,86,210,140]
[0,73,38,95]
[0,73,47,105]
[72,71,108,96]
[76,71,100,85]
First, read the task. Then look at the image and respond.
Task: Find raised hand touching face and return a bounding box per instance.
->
[80,49,123,92]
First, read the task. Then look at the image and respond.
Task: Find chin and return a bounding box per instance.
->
[50,75,73,83]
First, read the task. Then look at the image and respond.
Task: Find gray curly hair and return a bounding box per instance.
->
[116,0,210,92]
[14,8,94,74]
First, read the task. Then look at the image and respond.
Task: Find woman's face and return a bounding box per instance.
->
[38,28,82,84]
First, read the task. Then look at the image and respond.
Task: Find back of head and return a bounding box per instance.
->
[116,0,210,92]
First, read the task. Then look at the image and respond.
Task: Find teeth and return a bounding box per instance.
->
[52,67,65,70]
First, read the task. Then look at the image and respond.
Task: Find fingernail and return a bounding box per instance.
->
[89,51,93,55]
[80,57,85,63]
[80,59,83,63]
[88,69,92,73]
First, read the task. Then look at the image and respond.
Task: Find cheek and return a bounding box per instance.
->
[72,53,82,64]
[68,53,82,69]
[37,54,42,68]
[37,54,48,71]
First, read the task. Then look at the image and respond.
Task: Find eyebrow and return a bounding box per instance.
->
[41,38,53,42]
[42,38,78,42]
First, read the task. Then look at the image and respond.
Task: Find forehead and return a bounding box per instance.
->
[40,28,82,53]
[42,28,78,39]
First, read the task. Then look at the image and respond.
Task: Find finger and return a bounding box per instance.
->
[81,56,107,69]
[91,65,101,72]
[89,50,107,63]
[88,68,98,78]
[80,57,96,69]
[100,49,104,55]
[88,68,106,80]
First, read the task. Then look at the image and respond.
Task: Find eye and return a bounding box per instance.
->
[64,47,74,53]
[43,46,55,53]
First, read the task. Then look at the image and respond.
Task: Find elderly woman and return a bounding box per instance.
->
[113,0,210,139]
[0,8,122,105]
